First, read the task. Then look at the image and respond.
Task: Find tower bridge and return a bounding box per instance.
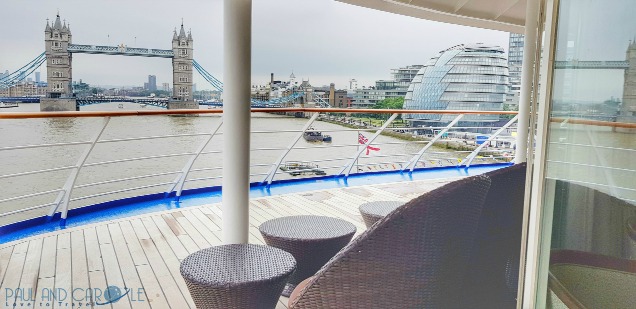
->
[0,12,306,110]
[40,13,195,111]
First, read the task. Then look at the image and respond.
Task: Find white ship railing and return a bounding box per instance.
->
[0,108,520,227]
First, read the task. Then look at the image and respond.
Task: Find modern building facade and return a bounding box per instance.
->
[403,43,508,127]
[351,65,422,108]
[508,33,524,95]
[147,75,157,91]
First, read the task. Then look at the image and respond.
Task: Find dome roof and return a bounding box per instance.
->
[403,44,509,124]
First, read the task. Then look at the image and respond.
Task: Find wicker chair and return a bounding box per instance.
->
[460,163,527,308]
[288,174,492,308]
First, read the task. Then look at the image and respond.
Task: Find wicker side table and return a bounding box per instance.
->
[180,244,296,309]
[259,215,356,297]
[359,200,405,228]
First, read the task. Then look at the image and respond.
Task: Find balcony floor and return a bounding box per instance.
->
[0,178,455,308]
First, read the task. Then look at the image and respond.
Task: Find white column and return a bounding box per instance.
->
[514,0,540,163]
[222,0,251,244]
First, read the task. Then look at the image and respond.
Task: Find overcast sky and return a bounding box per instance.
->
[0,0,510,90]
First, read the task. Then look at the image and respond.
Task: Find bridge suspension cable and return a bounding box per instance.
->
[0,52,47,88]
[192,59,312,107]
[192,59,224,91]
[4,53,319,108]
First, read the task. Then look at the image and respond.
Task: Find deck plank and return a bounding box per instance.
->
[179,210,222,246]
[38,236,58,279]
[118,221,149,267]
[135,264,171,309]
[130,218,151,241]
[150,215,193,259]
[140,217,194,308]
[184,209,221,249]
[196,205,223,230]
[17,238,44,306]
[33,277,55,309]
[164,214,202,254]
[108,223,151,309]
[0,179,446,309]
[70,230,92,308]
[138,238,191,309]
[0,242,29,306]
[54,237,73,309]
[96,225,112,245]
[100,241,132,309]
[84,228,103,273]
[0,246,14,287]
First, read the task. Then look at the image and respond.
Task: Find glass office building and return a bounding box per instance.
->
[403,44,508,129]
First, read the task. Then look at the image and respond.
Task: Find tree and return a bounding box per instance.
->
[370,97,405,121]
[373,97,404,110]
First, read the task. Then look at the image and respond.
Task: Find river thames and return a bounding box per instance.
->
[0,103,455,225]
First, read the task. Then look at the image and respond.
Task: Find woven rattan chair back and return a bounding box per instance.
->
[290,174,492,308]
[460,163,527,308]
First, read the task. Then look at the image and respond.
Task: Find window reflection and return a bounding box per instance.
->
[543,0,636,307]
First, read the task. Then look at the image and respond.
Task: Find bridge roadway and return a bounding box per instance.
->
[67,44,174,58]
[554,60,629,69]
[76,97,170,108]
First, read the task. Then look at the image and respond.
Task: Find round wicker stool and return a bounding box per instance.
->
[180,244,296,309]
[259,215,356,297]
[359,200,405,228]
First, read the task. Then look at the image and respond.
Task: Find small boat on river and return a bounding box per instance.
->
[279,161,327,176]
[0,101,19,108]
[304,127,332,142]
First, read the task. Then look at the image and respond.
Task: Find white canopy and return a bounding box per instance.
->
[336,0,526,33]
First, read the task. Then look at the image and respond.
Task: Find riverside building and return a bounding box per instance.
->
[403,43,508,130]
[351,65,423,108]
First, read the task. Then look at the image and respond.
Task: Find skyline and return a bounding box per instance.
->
[0,0,510,90]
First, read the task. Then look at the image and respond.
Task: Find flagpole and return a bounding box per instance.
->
[355,130,360,173]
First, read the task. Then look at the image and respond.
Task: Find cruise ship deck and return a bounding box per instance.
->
[0,178,454,309]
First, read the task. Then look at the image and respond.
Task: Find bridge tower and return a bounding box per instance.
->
[622,39,636,114]
[618,39,636,131]
[44,14,73,98]
[42,13,77,111]
[172,23,194,102]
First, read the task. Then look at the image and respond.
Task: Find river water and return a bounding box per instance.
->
[1,103,459,225]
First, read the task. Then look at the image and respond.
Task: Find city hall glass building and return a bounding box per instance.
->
[403,44,508,129]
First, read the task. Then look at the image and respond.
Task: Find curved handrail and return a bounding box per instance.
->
[6,110,636,129]
[550,117,636,129]
[8,108,633,228]
[0,108,517,119]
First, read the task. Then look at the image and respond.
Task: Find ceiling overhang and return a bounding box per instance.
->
[336,0,526,34]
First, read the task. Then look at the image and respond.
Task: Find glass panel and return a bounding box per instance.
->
[541,0,636,307]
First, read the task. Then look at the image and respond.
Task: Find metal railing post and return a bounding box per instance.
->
[401,114,464,172]
[337,113,398,177]
[458,115,519,168]
[165,119,223,200]
[48,117,110,223]
[262,113,320,185]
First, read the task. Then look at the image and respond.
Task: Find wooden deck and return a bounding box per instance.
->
[0,178,454,308]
